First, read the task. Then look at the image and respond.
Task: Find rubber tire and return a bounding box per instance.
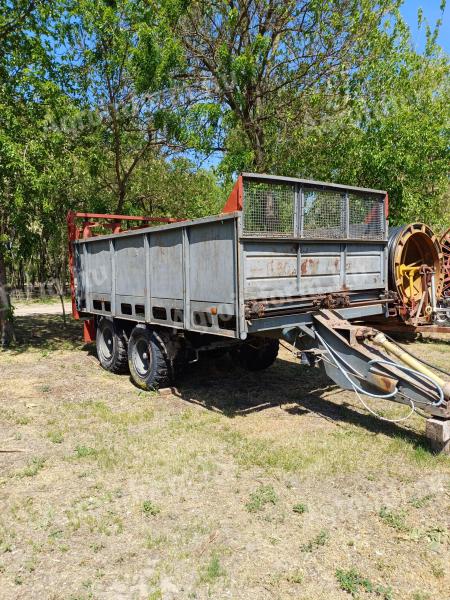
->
[232,337,279,371]
[96,317,128,373]
[128,327,169,390]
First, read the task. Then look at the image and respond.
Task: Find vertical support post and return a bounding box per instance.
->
[426,417,450,454]
[299,187,304,238]
[182,226,191,331]
[83,244,90,313]
[83,319,96,343]
[344,192,350,239]
[144,233,151,323]
[293,184,300,237]
[66,211,79,320]
[235,214,246,339]
[109,238,116,317]
[340,244,346,291]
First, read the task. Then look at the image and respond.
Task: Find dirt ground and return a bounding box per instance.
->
[0,310,449,600]
[14,299,66,316]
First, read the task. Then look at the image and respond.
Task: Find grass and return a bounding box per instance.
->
[301,530,329,552]
[336,568,373,596]
[1,316,449,599]
[335,568,393,599]
[142,501,160,516]
[378,506,409,532]
[74,445,97,458]
[199,553,226,584]
[17,457,46,478]
[409,493,434,509]
[47,430,64,444]
[292,502,307,514]
[80,400,154,426]
[285,569,303,584]
[13,295,71,305]
[245,485,278,512]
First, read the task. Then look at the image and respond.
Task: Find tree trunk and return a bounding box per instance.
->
[116,183,126,214]
[244,119,266,171]
[0,247,14,348]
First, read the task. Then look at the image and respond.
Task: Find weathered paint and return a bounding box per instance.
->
[70,175,389,339]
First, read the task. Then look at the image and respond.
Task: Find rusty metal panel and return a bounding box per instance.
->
[345,244,384,290]
[243,242,298,298]
[243,240,385,300]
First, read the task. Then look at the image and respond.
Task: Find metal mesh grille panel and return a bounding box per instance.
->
[303,190,345,238]
[242,179,385,240]
[348,193,385,240]
[243,180,295,237]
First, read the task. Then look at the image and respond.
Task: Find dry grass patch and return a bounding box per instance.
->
[0,312,449,599]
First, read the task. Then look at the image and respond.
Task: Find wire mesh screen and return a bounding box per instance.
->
[348,193,385,240]
[243,180,295,237]
[303,189,346,238]
[242,179,385,240]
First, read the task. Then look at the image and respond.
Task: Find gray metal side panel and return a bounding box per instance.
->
[74,213,240,337]
[243,240,386,300]
[149,229,183,299]
[88,240,111,294]
[345,244,384,290]
[115,236,145,297]
[189,220,236,304]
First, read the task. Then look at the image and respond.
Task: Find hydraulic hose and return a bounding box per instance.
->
[384,333,450,378]
[314,329,445,425]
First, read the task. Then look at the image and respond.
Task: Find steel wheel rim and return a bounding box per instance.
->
[133,337,151,377]
[99,325,114,361]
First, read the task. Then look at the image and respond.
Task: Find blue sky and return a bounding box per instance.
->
[401,0,449,52]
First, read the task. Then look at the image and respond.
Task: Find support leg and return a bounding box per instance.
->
[426,417,450,454]
[83,319,96,343]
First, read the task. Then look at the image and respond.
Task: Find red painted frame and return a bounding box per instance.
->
[222,175,244,213]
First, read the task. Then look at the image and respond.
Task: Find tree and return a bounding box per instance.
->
[274,10,450,226]
[129,157,224,218]
[136,0,404,175]
[0,0,53,345]
[60,0,188,213]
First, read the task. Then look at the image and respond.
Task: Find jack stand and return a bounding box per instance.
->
[426,417,450,454]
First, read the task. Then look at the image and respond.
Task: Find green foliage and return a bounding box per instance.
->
[335,568,393,599]
[300,529,329,552]
[47,431,64,444]
[18,457,46,478]
[336,568,373,596]
[199,553,226,584]
[378,506,410,532]
[292,502,308,514]
[0,0,448,297]
[74,445,97,458]
[142,500,160,516]
[245,484,278,512]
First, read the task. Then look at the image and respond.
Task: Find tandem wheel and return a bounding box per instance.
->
[128,326,170,390]
[96,317,129,374]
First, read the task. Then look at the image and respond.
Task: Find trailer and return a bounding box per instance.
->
[68,173,450,452]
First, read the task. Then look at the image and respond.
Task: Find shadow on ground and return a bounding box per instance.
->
[7,313,433,452]
[8,314,87,353]
[175,353,432,451]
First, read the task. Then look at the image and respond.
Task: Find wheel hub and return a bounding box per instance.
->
[99,326,113,360]
[134,338,151,376]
